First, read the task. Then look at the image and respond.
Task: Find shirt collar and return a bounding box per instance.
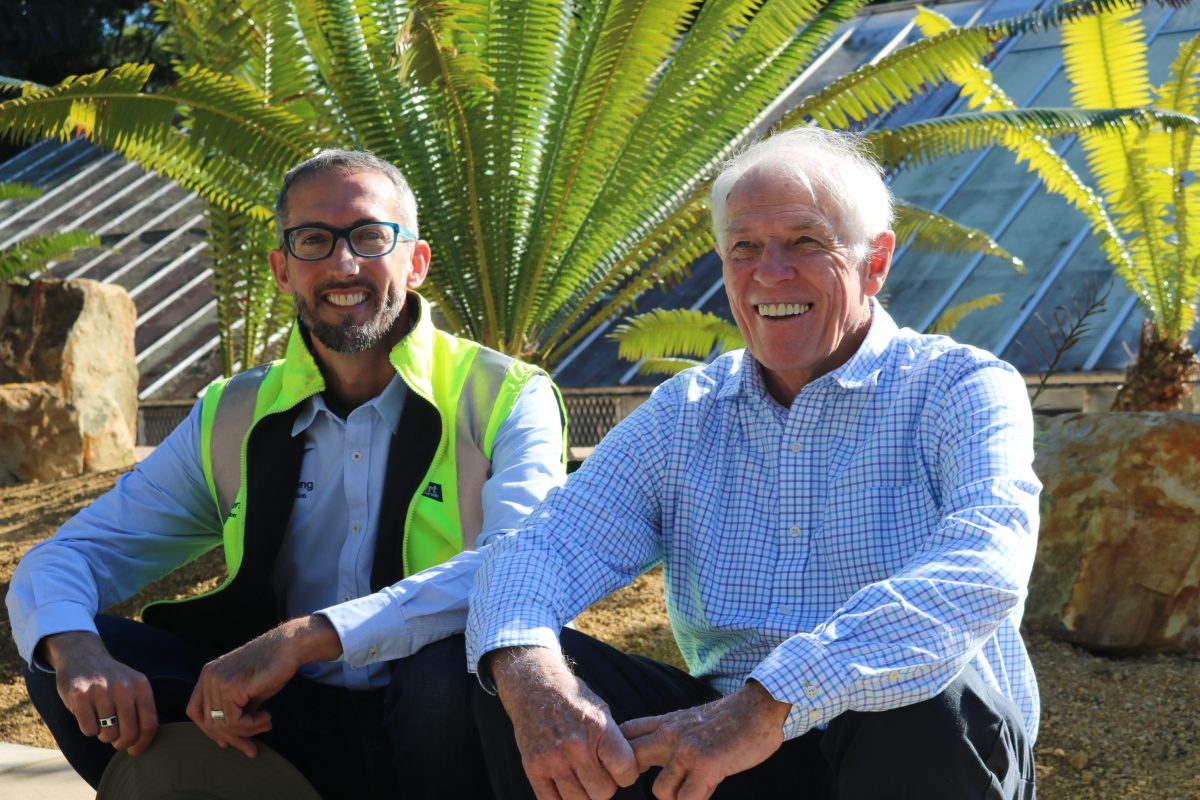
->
[291,371,408,437]
[822,297,897,391]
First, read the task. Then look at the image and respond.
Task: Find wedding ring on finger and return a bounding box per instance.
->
[98,715,118,729]
[210,709,226,722]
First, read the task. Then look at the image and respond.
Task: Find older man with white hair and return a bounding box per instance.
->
[454,126,1039,799]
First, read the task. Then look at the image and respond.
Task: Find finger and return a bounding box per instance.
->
[652,759,687,800]
[618,715,663,739]
[70,692,101,739]
[127,678,159,757]
[185,682,204,727]
[87,689,119,745]
[676,771,718,800]
[552,772,591,800]
[109,682,142,751]
[598,718,640,787]
[572,757,617,799]
[529,774,566,800]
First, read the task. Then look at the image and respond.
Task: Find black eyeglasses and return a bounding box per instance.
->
[282,221,418,261]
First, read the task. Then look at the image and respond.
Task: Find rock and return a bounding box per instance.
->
[1029,412,1200,653]
[0,280,137,480]
[0,382,83,484]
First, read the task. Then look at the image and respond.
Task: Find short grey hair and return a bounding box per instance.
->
[274,150,419,244]
[710,126,894,266]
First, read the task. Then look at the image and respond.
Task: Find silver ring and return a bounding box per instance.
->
[98,715,118,728]
[210,709,225,722]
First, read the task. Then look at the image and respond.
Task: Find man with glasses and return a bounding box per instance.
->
[9,150,566,798]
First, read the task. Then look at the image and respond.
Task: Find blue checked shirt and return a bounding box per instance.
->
[467,302,1040,741]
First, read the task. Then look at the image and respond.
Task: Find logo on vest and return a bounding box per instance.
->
[422,482,443,502]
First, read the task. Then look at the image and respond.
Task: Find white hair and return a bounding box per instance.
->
[710,126,894,266]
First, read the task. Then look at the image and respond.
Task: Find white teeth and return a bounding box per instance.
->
[757,303,812,318]
[326,292,367,307]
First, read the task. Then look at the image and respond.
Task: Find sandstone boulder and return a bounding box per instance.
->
[0,279,137,482]
[1028,412,1200,652]
[0,382,83,483]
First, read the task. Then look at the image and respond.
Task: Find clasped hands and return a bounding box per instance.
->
[489,647,790,800]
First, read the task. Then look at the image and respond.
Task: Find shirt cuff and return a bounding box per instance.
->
[748,632,850,739]
[467,623,562,693]
[317,592,412,669]
[18,601,101,670]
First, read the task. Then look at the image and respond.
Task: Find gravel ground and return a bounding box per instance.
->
[2,470,1199,798]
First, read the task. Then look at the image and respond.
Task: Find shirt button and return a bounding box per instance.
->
[777,605,792,615]
[342,594,352,603]
[352,523,361,533]
[368,647,379,659]
[351,451,363,462]
[790,441,802,454]
[787,525,801,537]
[805,684,818,699]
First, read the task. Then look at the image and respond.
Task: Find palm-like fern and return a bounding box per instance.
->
[0,0,1184,376]
[0,181,100,280]
[920,4,1200,409]
[611,1,1197,379]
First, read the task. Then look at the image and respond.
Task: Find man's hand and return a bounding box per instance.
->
[619,681,790,800]
[487,647,639,800]
[40,631,159,756]
[186,615,341,758]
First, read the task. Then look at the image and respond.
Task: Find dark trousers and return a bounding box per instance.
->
[24,616,490,799]
[462,628,1036,799]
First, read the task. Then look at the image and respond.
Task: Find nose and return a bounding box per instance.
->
[755,241,796,286]
[329,236,361,272]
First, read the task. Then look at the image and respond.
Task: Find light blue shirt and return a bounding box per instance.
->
[9,374,565,691]
[467,303,1040,741]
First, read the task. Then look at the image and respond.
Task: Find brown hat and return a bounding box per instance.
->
[97,722,322,800]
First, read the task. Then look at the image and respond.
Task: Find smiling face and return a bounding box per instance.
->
[721,167,893,405]
[268,170,430,359]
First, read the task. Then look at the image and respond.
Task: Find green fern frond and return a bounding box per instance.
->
[893,201,1023,272]
[927,294,1003,336]
[0,181,42,200]
[635,357,709,378]
[0,231,101,280]
[610,308,744,364]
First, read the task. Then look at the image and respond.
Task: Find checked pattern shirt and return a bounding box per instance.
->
[467,302,1040,741]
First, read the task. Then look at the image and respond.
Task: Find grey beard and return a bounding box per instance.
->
[293,290,403,353]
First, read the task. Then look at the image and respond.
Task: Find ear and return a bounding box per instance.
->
[863,231,894,297]
[406,239,432,289]
[268,247,292,293]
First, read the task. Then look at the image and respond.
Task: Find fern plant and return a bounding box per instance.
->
[0,0,1191,376]
[921,4,1200,410]
[0,182,101,280]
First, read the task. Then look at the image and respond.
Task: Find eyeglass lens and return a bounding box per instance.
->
[288,223,397,260]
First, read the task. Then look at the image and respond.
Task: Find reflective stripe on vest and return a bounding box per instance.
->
[208,365,271,522]
[455,348,515,547]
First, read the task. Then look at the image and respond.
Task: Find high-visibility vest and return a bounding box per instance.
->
[142,294,565,652]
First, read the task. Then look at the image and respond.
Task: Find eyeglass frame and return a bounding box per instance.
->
[280,221,419,261]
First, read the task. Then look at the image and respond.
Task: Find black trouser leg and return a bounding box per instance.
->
[820,664,1035,800]
[473,629,1035,800]
[23,614,211,788]
[384,634,493,799]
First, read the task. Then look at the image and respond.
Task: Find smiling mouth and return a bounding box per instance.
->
[756,303,812,318]
[325,291,368,307]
